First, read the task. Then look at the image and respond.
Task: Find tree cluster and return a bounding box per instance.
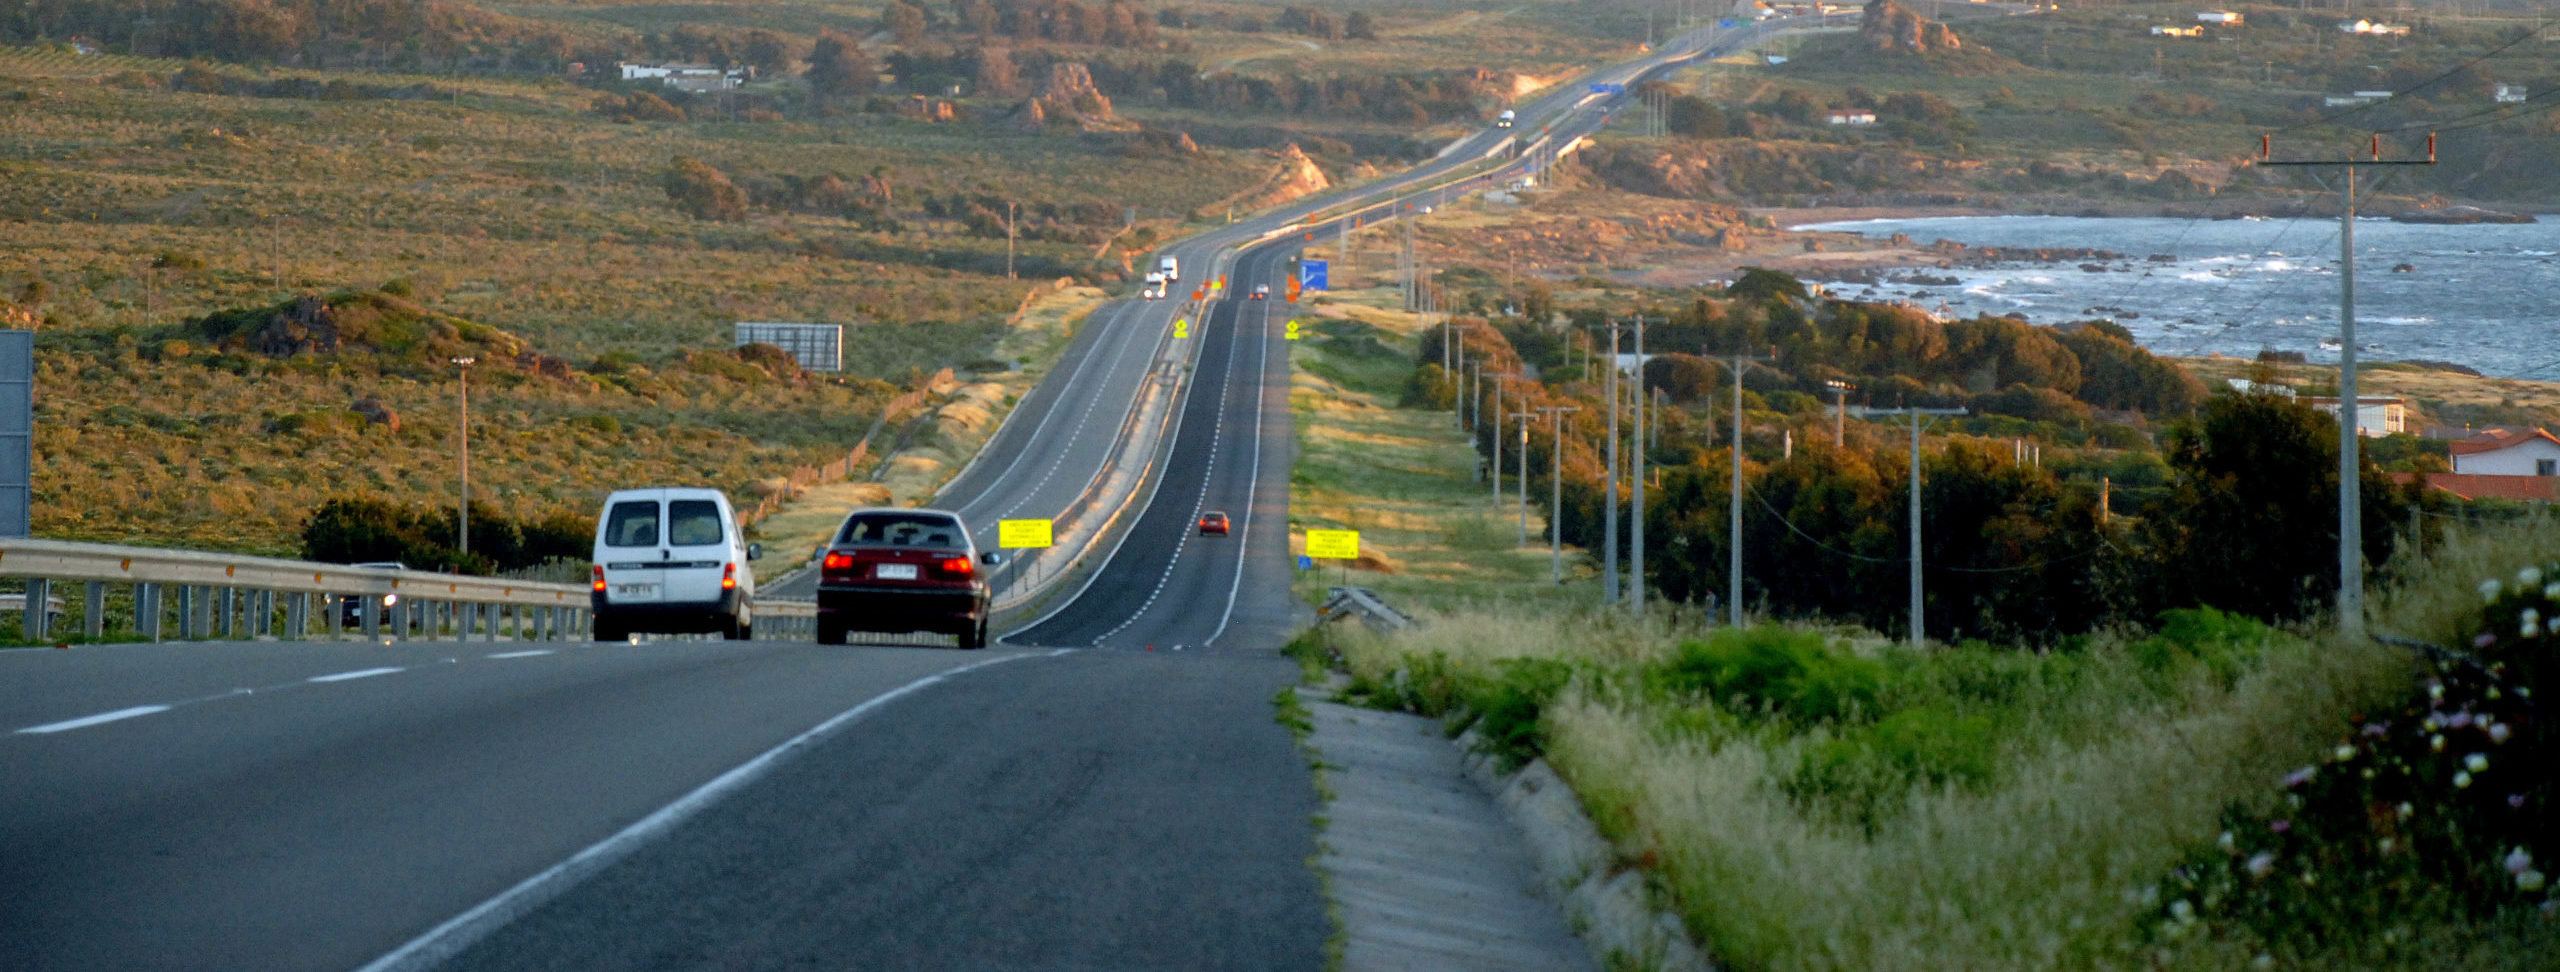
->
[301,496,590,576]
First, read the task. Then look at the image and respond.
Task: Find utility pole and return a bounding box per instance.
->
[1514,411,1534,546]
[1826,379,1856,448]
[1870,405,1967,648]
[1541,405,1582,582]
[1630,316,1657,615]
[1728,349,1774,627]
[2256,132,2436,639]
[1006,201,1017,280]
[1491,373,1507,503]
[452,356,477,558]
[1602,324,1622,605]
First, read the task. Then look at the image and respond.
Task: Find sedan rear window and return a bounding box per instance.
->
[668,500,725,546]
[839,513,965,548]
[604,501,660,547]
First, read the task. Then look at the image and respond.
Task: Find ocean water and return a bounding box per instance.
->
[1787,215,2560,381]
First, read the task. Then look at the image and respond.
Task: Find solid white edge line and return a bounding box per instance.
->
[941,301,1134,513]
[308,667,405,683]
[484,650,554,660]
[15,704,173,735]
[354,650,1060,972]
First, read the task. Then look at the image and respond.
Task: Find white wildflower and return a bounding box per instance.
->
[2523,566,2546,588]
[2397,801,2416,819]
[2431,734,2447,752]
[2218,831,2236,853]
[2468,753,2491,773]
[2545,580,2560,600]
[2509,848,2535,875]
[2491,723,2513,744]
[2526,608,2543,638]
[2457,771,2475,788]
[2170,898,2195,922]
[2334,744,2357,762]
[2483,578,2505,602]
[2522,870,2548,893]
[2246,853,2276,878]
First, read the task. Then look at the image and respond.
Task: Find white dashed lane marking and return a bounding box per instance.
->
[15,705,173,735]
[308,667,406,683]
[485,650,554,660]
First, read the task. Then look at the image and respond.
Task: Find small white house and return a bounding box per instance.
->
[2451,427,2560,477]
[2303,395,2407,438]
[1827,111,1877,126]
[2496,84,2528,103]
[2196,10,2243,24]
[618,62,748,91]
[2338,19,2411,36]
[2151,25,2204,37]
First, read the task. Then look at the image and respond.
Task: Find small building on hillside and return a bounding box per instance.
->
[2451,427,2560,477]
[2496,84,2529,103]
[1827,110,1877,126]
[619,62,749,92]
[2338,19,2412,36]
[2151,25,2204,37]
[2302,395,2407,437]
[2196,10,2243,24]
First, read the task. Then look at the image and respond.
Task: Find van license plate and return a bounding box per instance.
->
[875,564,918,580]
[616,583,657,597]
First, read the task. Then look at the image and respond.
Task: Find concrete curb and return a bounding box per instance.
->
[1454,730,1715,972]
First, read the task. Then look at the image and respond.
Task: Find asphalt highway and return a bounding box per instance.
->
[0,15,1854,971]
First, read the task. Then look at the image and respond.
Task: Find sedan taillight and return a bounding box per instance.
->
[823,551,854,571]
[939,556,974,577]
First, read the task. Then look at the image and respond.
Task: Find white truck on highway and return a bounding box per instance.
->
[1142,271,1167,300]
[1496,109,1515,128]
[1157,255,1180,282]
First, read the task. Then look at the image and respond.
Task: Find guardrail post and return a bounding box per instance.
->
[176,585,197,640]
[482,603,498,642]
[214,587,232,639]
[24,577,49,641]
[286,592,307,642]
[135,583,159,640]
[392,597,412,641]
[84,581,103,639]
[362,595,380,640]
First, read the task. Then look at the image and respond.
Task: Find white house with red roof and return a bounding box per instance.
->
[2451,427,2560,477]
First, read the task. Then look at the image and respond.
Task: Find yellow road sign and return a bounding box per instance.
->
[1285,319,1301,341]
[1174,318,1190,339]
[1305,529,1359,560]
[998,519,1053,549]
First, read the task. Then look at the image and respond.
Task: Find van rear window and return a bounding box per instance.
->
[604,501,659,547]
[838,513,965,548]
[668,500,725,546]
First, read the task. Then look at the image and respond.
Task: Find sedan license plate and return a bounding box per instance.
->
[875,563,918,580]
[615,583,657,597]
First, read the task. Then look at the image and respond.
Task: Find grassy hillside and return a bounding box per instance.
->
[0,42,1275,552]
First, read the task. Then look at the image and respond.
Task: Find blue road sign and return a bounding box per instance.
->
[1297,554,1313,571]
[1720,18,1737,28]
[1298,260,1328,291]
[1589,82,1624,95]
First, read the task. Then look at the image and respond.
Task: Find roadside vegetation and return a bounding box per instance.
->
[1286,273,2560,968]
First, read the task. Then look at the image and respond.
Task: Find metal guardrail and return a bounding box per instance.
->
[0,538,811,644]
[1316,587,1416,633]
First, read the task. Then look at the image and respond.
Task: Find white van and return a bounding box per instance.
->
[590,487,761,640]
[1142,271,1167,299]
[1157,254,1180,282]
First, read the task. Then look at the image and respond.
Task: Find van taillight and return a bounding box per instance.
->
[591,565,606,591]
[939,556,973,576]
[823,551,853,571]
[722,562,737,590]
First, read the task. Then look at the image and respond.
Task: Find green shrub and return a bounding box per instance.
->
[2132,606,2273,689]
[1453,657,1577,771]
[1793,704,2002,830]
[1649,626,1883,725]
